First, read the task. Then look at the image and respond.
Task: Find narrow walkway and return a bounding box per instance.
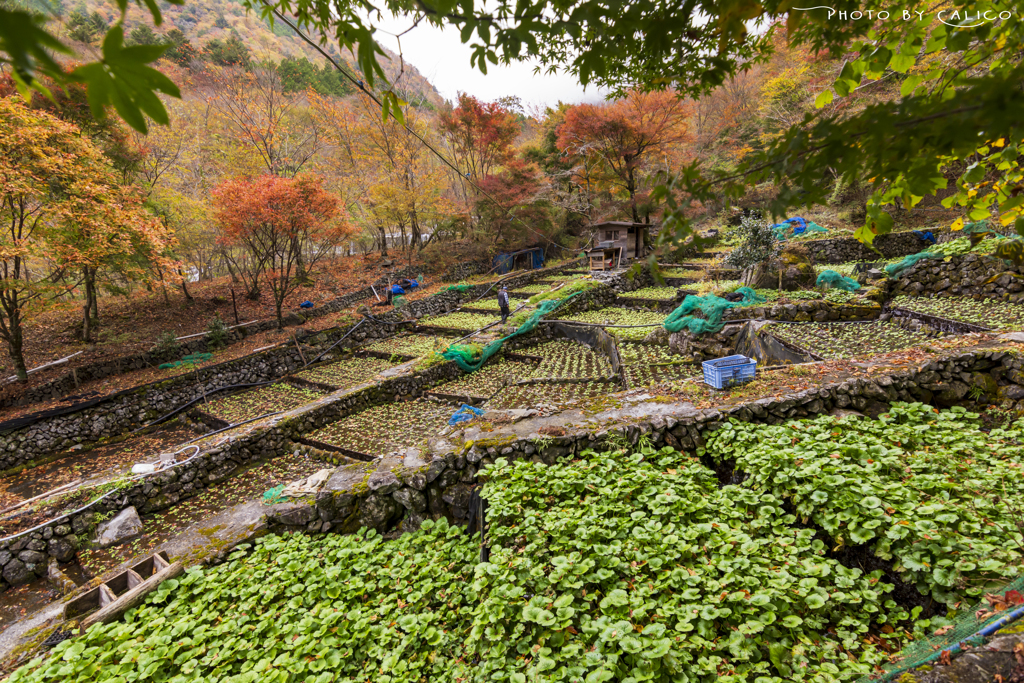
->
[0,497,275,671]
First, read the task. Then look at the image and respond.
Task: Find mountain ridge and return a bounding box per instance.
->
[62,0,446,107]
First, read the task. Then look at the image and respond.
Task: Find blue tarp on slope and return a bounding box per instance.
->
[493,247,545,275]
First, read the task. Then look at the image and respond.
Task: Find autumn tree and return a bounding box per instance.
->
[527,103,602,228]
[0,97,173,376]
[164,29,197,67]
[312,92,454,258]
[476,159,554,247]
[558,90,690,223]
[438,93,519,214]
[213,174,348,328]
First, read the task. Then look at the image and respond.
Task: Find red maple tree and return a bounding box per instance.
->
[558,90,690,223]
[213,174,349,328]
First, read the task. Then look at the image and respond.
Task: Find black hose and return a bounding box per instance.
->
[183,410,285,445]
[307,318,366,366]
[138,316,373,433]
[132,380,279,434]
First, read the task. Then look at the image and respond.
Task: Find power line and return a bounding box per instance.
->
[261,3,578,253]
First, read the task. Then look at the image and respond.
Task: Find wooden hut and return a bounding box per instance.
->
[589,221,652,262]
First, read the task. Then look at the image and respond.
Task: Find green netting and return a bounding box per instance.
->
[441,294,581,372]
[158,352,214,369]
[857,576,1024,682]
[884,251,944,278]
[262,485,286,505]
[963,219,993,234]
[774,220,829,240]
[663,287,766,335]
[446,284,473,292]
[885,220,1013,278]
[393,295,407,309]
[816,269,861,291]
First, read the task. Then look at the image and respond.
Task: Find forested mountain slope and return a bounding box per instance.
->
[29,0,445,107]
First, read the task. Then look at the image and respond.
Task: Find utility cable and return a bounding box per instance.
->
[260,3,578,254]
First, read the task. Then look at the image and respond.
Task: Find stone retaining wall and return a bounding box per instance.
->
[0,262,590,472]
[0,296,457,472]
[803,230,950,264]
[0,359,463,589]
[890,253,1024,301]
[724,299,882,323]
[4,340,1017,589]
[0,259,584,412]
[0,288,374,410]
[285,346,1024,541]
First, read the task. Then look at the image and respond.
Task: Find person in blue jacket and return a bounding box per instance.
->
[497,285,511,324]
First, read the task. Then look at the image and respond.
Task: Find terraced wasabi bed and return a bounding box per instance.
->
[618,342,698,386]
[419,311,500,331]
[766,320,941,359]
[555,307,667,341]
[891,294,1024,331]
[305,401,452,456]
[519,339,614,378]
[197,383,324,423]
[431,359,535,398]
[294,356,398,389]
[487,379,616,410]
[364,334,455,357]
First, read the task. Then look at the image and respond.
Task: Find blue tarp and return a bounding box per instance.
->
[493,247,545,275]
[913,230,936,244]
[299,301,314,309]
[448,404,485,426]
[389,285,405,295]
[772,217,807,235]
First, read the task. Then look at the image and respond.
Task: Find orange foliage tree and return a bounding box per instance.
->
[476,159,553,247]
[557,91,690,223]
[213,174,348,328]
[0,96,175,377]
[438,93,520,215]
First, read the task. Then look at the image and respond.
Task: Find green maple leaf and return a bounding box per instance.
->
[70,24,180,133]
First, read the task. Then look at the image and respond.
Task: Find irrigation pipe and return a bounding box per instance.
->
[307,318,366,366]
[1,407,297,544]
[131,380,278,434]
[135,317,370,434]
[0,442,208,545]
[883,603,1024,680]
[0,479,82,517]
[182,410,285,446]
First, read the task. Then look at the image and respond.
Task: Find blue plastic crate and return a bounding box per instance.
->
[702,354,757,390]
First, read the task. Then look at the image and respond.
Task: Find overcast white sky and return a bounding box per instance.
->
[368,13,611,110]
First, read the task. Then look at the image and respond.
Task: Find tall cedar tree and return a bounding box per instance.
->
[212,174,348,328]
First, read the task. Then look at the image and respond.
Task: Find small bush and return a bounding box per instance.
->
[154,331,180,356]
[725,214,781,269]
[205,315,229,349]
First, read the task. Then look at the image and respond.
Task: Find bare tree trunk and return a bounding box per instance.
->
[81,267,97,343]
[223,255,241,284]
[90,271,99,321]
[292,235,308,282]
[0,296,28,381]
[178,267,194,301]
